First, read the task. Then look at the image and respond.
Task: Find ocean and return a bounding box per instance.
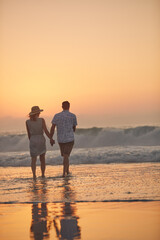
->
[0,126,160,203]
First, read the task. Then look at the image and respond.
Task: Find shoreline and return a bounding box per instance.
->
[1,199,160,204]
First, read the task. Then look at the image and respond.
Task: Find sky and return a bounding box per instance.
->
[1,0,160,131]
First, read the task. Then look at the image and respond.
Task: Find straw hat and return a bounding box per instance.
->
[29,106,43,116]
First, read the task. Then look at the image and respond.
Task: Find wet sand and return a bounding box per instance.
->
[0,202,160,240]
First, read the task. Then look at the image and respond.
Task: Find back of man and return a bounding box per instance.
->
[50,101,77,177]
[53,110,77,144]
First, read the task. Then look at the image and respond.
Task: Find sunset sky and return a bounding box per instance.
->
[1,0,160,130]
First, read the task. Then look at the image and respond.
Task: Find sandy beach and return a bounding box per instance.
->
[0,202,160,240]
[0,164,160,239]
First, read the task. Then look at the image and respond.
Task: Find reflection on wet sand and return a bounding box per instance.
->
[54,177,81,239]
[29,179,51,240]
[30,203,51,240]
[29,177,81,240]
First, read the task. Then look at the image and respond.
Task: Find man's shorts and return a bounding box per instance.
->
[58,141,74,157]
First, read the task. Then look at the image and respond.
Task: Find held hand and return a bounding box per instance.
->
[50,139,55,146]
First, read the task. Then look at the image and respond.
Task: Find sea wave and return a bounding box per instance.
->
[0,146,160,167]
[0,126,160,153]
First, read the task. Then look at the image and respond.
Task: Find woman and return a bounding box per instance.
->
[26,106,54,179]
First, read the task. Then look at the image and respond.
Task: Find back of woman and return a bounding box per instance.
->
[26,118,43,136]
[26,106,54,179]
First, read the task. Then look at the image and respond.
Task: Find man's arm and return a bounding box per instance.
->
[50,124,56,138]
[73,125,76,132]
[73,115,77,132]
[50,124,56,146]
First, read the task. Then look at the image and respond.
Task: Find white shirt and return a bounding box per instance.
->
[52,110,77,143]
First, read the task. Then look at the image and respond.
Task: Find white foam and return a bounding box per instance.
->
[0,146,160,167]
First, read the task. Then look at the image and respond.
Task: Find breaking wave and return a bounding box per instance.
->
[0,126,159,167]
[0,126,159,152]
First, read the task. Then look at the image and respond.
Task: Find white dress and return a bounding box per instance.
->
[26,118,46,157]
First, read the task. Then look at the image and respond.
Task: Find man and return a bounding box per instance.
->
[50,101,77,177]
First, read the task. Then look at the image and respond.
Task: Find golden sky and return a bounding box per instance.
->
[1,0,160,128]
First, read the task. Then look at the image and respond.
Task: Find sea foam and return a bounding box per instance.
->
[0,126,160,167]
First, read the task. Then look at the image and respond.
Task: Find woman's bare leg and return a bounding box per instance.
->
[40,153,46,178]
[31,157,37,179]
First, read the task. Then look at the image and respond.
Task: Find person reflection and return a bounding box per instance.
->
[53,177,81,240]
[30,179,51,240]
[30,203,50,240]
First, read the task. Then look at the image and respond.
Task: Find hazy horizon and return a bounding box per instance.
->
[0,113,159,133]
[1,0,160,131]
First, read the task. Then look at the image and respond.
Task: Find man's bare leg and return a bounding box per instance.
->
[40,153,46,178]
[63,154,69,177]
[31,157,37,179]
[66,158,70,175]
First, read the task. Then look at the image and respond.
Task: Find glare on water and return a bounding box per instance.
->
[0,163,160,203]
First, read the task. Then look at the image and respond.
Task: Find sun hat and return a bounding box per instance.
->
[29,106,43,116]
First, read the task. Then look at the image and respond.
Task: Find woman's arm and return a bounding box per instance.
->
[42,118,52,139]
[26,121,31,139]
[42,119,55,146]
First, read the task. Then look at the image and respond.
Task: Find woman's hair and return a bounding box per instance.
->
[29,113,40,121]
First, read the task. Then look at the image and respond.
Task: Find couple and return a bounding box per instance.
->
[26,101,77,179]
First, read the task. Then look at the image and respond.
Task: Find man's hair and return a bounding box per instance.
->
[62,101,70,109]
